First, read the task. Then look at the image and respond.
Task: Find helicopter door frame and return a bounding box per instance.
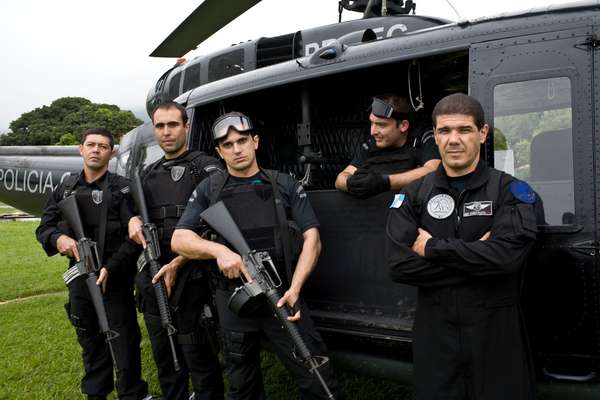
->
[470,25,600,380]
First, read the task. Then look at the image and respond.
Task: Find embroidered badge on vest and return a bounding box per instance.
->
[171,166,186,182]
[427,194,454,219]
[91,190,103,205]
[463,201,492,217]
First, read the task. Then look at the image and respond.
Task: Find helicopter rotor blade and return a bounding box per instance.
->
[150,0,262,58]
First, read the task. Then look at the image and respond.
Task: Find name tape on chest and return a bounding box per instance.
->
[427,194,455,219]
[463,201,493,217]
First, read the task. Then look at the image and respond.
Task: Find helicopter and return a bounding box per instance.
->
[1,1,600,398]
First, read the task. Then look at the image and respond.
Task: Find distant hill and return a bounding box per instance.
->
[129,106,151,123]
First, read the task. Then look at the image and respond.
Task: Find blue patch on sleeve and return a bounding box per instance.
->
[390,193,406,209]
[510,180,536,204]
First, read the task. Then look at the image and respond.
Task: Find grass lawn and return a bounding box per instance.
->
[0,219,411,399]
[0,221,65,302]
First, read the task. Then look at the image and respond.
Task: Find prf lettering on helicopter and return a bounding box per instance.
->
[2,0,600,398]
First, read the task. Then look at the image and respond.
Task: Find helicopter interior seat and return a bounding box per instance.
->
[528,128,574,225]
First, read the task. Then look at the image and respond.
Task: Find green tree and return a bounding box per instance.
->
[0,97,142,146]
[57,133,78,145]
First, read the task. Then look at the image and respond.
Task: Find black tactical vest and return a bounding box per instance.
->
[218,178,280,259]
[361,145,421,174]
[62,173,125,263]
[143,151,219,248]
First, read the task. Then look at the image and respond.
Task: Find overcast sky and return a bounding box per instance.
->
[0,0,587,133]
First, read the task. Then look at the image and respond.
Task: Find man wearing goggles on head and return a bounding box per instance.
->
[335,94,440,198]
[171,111,341,400]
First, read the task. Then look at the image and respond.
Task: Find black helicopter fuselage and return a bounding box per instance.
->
[2,3,600,398]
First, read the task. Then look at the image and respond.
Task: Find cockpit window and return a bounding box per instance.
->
[493,77,573,225]
[116,150,130,176]
[139,143,163,170]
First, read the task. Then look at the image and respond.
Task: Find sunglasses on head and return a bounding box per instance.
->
[370,98,410,121]
[212,113,254,141]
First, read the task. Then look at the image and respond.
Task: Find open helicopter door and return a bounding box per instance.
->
[470,25,599,382]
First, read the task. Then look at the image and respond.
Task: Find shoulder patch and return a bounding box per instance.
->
[120,186,130,194]
[389,193,405,209]
[203,164,222,173]
[510,180,536,204]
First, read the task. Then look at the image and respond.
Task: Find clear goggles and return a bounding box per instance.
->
[212,113,254,141]
[370,98,409,121]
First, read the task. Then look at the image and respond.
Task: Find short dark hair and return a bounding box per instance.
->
[374,93,411,114]
[151,101,188,124]
[81,128,114,149]
[432,93,485,129]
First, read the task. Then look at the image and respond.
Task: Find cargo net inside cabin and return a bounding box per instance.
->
[190,52,469,190]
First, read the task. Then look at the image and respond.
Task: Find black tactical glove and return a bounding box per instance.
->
[347,171,390,199]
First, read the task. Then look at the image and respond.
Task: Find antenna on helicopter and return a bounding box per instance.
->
[339,0,416,19]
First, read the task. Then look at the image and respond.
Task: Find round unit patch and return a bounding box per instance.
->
[427,194,455,219]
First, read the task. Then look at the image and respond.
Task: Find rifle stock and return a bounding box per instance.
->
[200,201,335,399]
[200,201,251,255]
[130,169,181,372]
[57,195,85,240]
[57,195,120,370]
[130,170,151,224]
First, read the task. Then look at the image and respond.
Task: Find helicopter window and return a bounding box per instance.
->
[183,63,201,93]
[139,143,164,170]
[493,77,573,225]
[208,49,244,81]
[168,72,182,100]
[116,150,130,176]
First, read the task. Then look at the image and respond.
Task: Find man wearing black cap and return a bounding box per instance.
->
[335,94,440,198]
[171,111,340,400]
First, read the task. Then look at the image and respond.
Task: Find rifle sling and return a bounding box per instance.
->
[97,177,110,265]
[262,169,294,287]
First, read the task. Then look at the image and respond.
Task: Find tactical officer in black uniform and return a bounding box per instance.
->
[386,94,539,400]
[335,94,440,198]
[36,128,151,400]
[171,112,340,400]
[128,102,224,400]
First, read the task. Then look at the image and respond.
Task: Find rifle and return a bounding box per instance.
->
[201,201,335,400]
[130,170,181,372]
[57,195,120,370]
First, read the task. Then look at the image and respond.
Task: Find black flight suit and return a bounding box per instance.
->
[176,170,340,400]
[136,150,224,400]
[36,171,148,400]
[386,161,538,400]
